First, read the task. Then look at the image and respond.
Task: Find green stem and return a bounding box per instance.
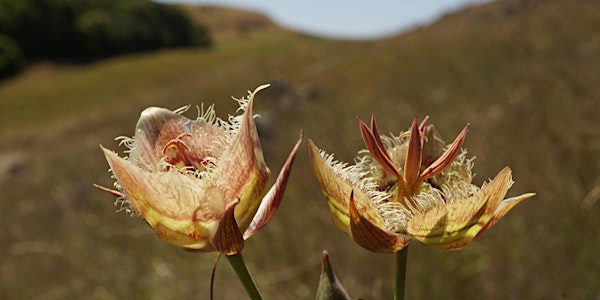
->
[225,253,263,300]
[395,246,409,300]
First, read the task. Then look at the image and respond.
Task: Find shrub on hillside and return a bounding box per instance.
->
[76,2,210,58]
[0,34,24,79]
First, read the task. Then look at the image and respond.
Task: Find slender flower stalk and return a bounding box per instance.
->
[395,247,408,300]
[226,253,263,300]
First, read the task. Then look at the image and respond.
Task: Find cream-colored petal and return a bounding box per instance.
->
[102,146,224,250]
[407,167,513,249]
[478,192,535,235]
[308,139,376,232]
[128,107,227,173]
[129,107,191,169]
[406,199,486,249]
[153,222,215,252]
[479,167,514,217]
[214,85,271,233]
[104,147,224,219]
[186,117,228,170]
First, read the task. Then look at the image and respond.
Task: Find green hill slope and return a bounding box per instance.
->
[1,0,599,298]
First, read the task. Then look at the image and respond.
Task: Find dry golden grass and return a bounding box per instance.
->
[1,0,599,298]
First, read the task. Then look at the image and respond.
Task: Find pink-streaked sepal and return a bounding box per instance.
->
[244,132,303,239]
[403,117,423,195]
[358,116,401,178]
[93,182,125,199]
[349,191,410,253]
[419,124,470,181]
[216,85,271,234]
[213,199,245,255]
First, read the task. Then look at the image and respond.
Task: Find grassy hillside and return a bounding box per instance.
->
[1,0,599,298]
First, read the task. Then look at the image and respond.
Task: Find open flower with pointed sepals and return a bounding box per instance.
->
[95,85,302,255]
[309,113,534,252]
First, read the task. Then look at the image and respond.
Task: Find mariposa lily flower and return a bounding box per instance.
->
[95,85,302,254]
[309,113,534,252]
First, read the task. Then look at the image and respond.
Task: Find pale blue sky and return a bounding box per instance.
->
[158,0,492,39]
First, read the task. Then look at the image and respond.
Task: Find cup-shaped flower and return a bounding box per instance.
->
[309,113,534,252]
[95,85,302,254]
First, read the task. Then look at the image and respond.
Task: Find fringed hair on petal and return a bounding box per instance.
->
[193,103,218,125]
[114,196,136,216]
[378,201,411,232]
[116,136,136,154]
[173,104,191,115]
[433,148,478,203]
[381,131,408,149]
[223,89,254,136]
[196,156,219,179]
[217,100,244,139]
[352,154,393,204]
[192,103,227,176]
[106,167,138,216]
[157,154,215,184]
[480,170,515,190]
[444,149,475,182]
[379,133,411,173]
[319,150,391,206]
[379,186,444,233]
[441,181,477,204]
[223,85,269,137]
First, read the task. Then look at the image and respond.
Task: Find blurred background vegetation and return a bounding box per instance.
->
[0,0,210,78]
[0,0,599,299]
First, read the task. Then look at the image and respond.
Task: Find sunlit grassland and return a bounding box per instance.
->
[1,0,599,299]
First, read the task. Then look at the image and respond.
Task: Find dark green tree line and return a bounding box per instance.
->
[0,0,211,78]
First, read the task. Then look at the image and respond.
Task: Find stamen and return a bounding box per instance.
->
[398,130,428,142]
[161,133,193,154]
[418,116,430,135]
[162,133,195,170]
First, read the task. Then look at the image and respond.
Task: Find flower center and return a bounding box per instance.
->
[162,133,215,175]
